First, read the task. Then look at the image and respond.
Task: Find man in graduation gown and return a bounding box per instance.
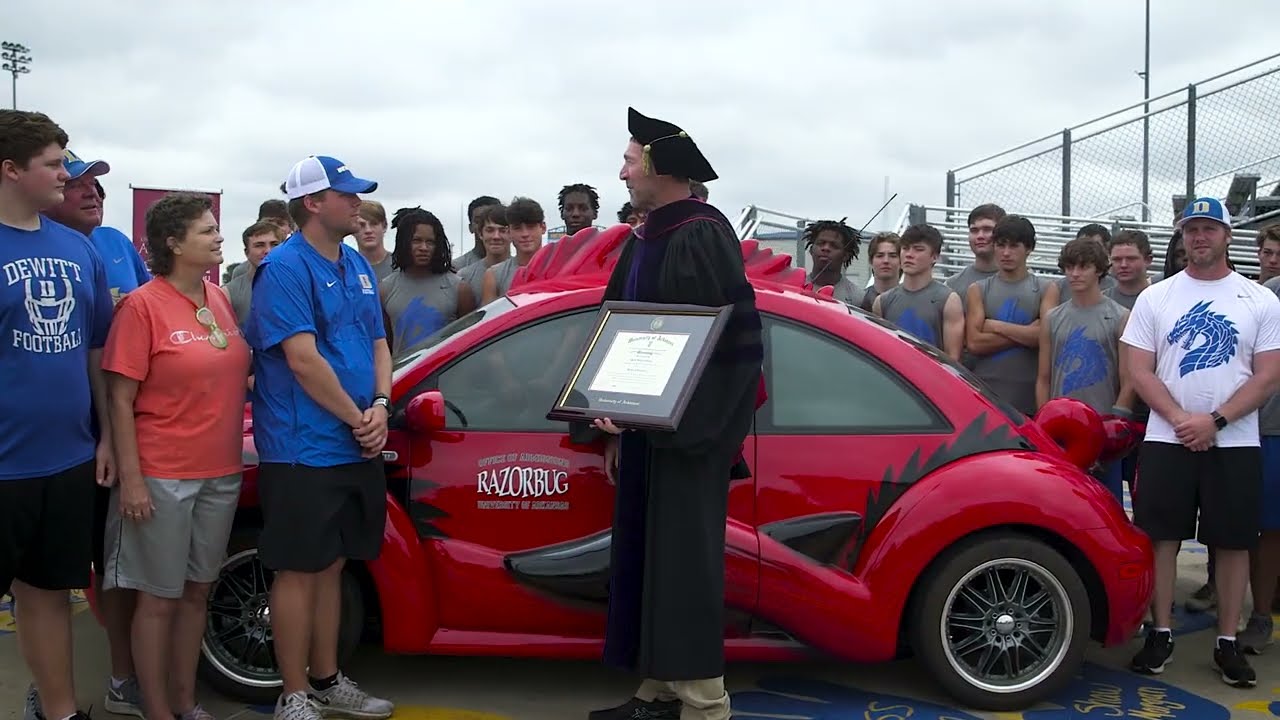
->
[576,108,763,720]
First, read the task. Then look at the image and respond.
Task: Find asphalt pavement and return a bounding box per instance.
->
[5,519,1280,718]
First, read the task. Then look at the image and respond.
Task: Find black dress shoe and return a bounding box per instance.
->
[587,696,682,720]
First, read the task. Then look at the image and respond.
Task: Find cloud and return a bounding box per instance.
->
[8,0,1279,268]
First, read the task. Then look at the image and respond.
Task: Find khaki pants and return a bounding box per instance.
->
[636,677,729,720]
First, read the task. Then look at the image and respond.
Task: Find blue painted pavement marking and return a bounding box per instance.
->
[730,663,1231,719]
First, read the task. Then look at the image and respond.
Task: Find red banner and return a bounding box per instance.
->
[130,186,223,285]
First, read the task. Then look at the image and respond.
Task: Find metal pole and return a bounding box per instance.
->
[1,42,33,109]
[1061,129,1072,218]
[1186,84,1197,204]
[1141,0,1151,221]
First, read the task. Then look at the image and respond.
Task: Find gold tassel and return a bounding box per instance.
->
[639,132,689,176]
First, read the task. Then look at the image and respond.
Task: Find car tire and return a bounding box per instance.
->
[910,532,1090,711]
[198,528,365,705]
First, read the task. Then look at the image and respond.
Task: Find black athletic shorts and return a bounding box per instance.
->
[257,458,387,573]
[1134,441,1262,550]
[0,460,97,595]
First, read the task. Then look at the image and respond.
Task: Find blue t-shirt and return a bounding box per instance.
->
[1,217,113,480]
[246,233,386,467]
[91,226,150,302]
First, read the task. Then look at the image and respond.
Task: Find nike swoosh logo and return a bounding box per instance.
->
[327,281,337,287]
[113,257,124,263]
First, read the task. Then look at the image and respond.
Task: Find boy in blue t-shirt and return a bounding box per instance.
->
[0,110,114,720]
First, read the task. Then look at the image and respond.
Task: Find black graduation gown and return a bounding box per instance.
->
[571,198,763,681]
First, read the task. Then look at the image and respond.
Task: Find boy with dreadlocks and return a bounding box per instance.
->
[558,183,599,237]
[804,218,863,308]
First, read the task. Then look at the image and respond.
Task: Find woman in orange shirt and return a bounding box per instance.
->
[102,192,251,720]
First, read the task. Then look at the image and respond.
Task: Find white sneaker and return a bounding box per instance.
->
[275,691,322,720]
[308,673,393,720]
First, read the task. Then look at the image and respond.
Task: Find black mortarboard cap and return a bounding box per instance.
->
[627,107,718,183]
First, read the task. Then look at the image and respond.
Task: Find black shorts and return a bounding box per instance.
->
[257,459,387,573]
[0,461,97,595]
[1134,441,1262,550]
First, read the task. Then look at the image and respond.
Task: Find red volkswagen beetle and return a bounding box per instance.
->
[91,224,1153,712]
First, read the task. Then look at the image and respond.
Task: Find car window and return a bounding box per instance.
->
[393,298,517,375]
[435,310,597,432]
[762,317,945,433]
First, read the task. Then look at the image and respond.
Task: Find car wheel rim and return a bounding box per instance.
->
[939,557,1072,694]
[201,547,280,690]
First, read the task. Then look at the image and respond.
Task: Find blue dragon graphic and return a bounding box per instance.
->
[1058,326,1107,394]
[394,297,446,354]
[894,308,937,345]
[1166,300,1239,377]
[991,297,1031,362]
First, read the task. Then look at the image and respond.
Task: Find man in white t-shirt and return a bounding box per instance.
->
[1121,197,1280,688]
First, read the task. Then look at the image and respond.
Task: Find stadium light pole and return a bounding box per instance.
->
[1,41,32,110]
[1135,1,1151,222]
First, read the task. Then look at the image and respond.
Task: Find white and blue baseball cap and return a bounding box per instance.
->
[283,155,378,199]
[1177,196,1232,229]
[62,148,110,180]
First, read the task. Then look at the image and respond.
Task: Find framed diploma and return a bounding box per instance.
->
[547,301,733,431]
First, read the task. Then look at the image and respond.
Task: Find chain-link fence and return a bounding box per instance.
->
[949,53,1280,229]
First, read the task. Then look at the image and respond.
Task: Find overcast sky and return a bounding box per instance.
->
[9,0,1279,267]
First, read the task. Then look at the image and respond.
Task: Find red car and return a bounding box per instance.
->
[91,224,1153,712]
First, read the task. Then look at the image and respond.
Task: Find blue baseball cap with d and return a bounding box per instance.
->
[283,155,378,199]
[1177,196,1232,229]
[62,148,110,180]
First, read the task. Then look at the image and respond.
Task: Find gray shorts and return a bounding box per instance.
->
[103,474,241,599]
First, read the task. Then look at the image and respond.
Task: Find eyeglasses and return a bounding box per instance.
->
[195,306,228,349]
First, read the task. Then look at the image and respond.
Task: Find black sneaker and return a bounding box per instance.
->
[1214,637,1257,688]
[587,697,681,720]
[1130,628,1174,674]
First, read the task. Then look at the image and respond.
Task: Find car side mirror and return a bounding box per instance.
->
[406,390,447,433]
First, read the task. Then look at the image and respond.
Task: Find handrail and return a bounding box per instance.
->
[950,51,1280,175]
[901,203,1267,237]
[1195,153,1280,188]
[1090,201,1153,219]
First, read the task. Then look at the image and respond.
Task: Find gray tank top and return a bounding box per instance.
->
[381,270,461,359]
[1047,297,1126,414]
[860,284,888,312]
[811,274,862,308]
[225,270,253,327]
[945,264,998,302]
[454,246,484,269]
[877,280,953,349]
[1055,274,1117,305]
[971,274,1045,415]
[458,260,492,303]
[367,253,394,282]
[488,258,523,297]
[947,265,998,370]
[1103,285,1141,310]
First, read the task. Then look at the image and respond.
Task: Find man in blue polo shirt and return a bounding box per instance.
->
[24,148,148,719]
[44,151,149,304]
[246,155,394,720]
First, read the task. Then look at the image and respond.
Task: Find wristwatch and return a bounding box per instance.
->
[372,395,390,411]
[1211,410,1228,430]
